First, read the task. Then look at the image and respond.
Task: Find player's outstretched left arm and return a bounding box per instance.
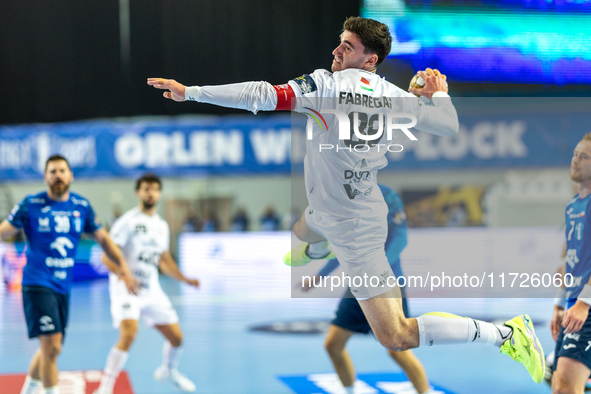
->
[93,228,140,294]
[159,251,200,288]
[148,77,279,114]
[0,220,20,243]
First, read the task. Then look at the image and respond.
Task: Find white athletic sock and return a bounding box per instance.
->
[416,313,512,347]
[44,386,59,394]
[20,376,42,394]
[98,347,129,391]
[307,241,331,258]
[422,388,435,394]
[344,386,355,394]
[163,341,183,371]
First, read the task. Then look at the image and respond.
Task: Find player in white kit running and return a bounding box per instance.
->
[95,174,199,393]
[148,16,545,384]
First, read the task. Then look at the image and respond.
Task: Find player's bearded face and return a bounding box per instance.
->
[570,140,591,183]
[45,161,73,196]
[137,182,161,209]
[332,31,373,72]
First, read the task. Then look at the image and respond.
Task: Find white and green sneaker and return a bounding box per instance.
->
[283,242,335,266]
[501,314,545,384]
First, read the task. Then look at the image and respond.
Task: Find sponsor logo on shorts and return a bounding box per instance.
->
[39,316,55,332]
[563,343,577,350]
[565,333,581,342]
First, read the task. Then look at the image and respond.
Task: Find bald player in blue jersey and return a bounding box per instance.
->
[0,155,138,394]
[551,133,591,394]
[300,184,432,394]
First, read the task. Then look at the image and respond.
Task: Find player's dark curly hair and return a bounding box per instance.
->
[343,16,392,68]
[136,173,162,190]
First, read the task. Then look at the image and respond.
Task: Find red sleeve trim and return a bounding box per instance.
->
[273,84,296,111]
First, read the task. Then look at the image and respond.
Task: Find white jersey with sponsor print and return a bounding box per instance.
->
[185,68,458,219]
[287,68,458,218]
[109,207,170,294]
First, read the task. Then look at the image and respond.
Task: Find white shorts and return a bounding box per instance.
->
[109,276,179,329]
[305,206,396,300]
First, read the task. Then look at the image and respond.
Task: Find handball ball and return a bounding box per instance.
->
[409,74,425,97]
[409,72,449,97]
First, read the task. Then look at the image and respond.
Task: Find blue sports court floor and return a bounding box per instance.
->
[0,275,557,394]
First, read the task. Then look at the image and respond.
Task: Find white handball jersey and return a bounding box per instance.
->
[286,68,458,218]
[109,207,170,292]
[186,67,458,219]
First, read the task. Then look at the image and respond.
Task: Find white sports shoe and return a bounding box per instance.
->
[154,366,196,392]
[154,365,170,382]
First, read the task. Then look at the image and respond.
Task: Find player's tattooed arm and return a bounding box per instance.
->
[159,251,200,288]
[0,220,20,242]
[93,228,140,294]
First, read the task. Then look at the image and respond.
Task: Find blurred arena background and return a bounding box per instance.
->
[2,0,591,393]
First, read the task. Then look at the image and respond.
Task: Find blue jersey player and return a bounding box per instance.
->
[551,133,591,393]
[301,185,432,394]
[0,155,137,394]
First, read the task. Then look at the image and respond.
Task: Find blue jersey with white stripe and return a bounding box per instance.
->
[319,184,407,277]
[7,191,101,294]
[564,194,591,309]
